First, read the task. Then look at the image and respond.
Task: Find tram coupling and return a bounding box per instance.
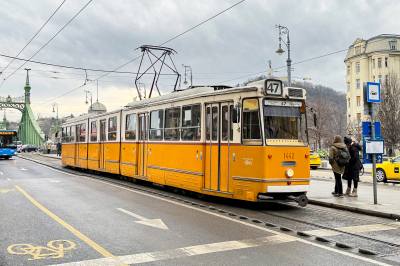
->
[257,194,308,207]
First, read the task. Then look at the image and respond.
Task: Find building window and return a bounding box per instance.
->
[347,82,350,92]
[390,39,397,50]
[379,75,382,84]
[182,104,201,141]
[355,46,361,54]
[125,114,136,140]
[108,116,117,141]
[378,58,382,68]
[372,59,375,69]
[357,96,361,106]
[373,76,375,82]
[385,57,388,67]
[356,62,360,72]
[348,98,350,107]
[357,113,361,120]
[356,79,360,89]
[347,66,350,75]
[150,110,163,140]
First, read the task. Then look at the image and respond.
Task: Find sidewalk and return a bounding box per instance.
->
[318,160,373,173]
[37,152,61,160]
[308,177,400,219]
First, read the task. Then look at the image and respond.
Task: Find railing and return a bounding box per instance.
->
[0,96,25,102]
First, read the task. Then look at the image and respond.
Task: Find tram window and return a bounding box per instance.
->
[80,123,86,142]
[66,127,70,143]
[212,107,218,141]
[125,114,136,140]
[90,121,97,142]
[150,110,163,140]
[70,126,75,143]
[230,105,234,141]
[182,104,201,141]
[206,107,210,141]
[222,106,228,141]
[242,99,262,145]
[164,107,180,141]
[62,127,66,143]
[108,116,117,141]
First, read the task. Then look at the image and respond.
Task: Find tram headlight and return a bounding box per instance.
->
[286,168,294,178]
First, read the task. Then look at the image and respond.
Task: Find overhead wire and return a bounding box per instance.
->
[0,0,66,75]
[2,0,93,85]
[34,0,246,107]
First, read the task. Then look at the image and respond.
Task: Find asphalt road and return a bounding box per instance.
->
[0,155,399,266]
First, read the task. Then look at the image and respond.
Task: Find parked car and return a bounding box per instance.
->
[21,144,38,152]
[373,156,400,182]
[310,151,321,170]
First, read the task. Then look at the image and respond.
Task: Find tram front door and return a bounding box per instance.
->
[204,102,233,192]
[137,114,148,177]
[99,120,106,169]
[74,125,79,166]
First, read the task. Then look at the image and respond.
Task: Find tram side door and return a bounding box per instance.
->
[75,125,80,166]
[99,120,106,169]
[204,102,232,192]
[138,114,148,177]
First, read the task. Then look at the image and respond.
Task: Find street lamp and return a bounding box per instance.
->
[182,64,192,88]
[51,102,59,133]
[275,24,292,87]
[85,90,92,113]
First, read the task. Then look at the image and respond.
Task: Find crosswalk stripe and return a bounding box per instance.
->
[305,223,397,237]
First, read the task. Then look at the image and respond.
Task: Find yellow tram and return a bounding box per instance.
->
[62,79,310,206]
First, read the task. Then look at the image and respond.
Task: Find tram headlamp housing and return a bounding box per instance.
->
[286,168,294,178]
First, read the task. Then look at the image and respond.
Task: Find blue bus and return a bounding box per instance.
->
[0,130,18,159]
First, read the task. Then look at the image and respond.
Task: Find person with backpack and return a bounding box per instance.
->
[328,135,350,197]
[342,137,362,197]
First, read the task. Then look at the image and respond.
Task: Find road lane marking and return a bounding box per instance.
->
[15,186,128,266]
[50,235,297,266]
[117,208,169,230]
[28,162,392,266]
[7,178,11,180]
[47,178,61,183]
[8,240,76,260]
[0,172,3,175]
[0,189,14,193]
[304,224,397,237]
[20,168,27,171]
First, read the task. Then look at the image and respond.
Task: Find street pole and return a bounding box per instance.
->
[370,102,378,204]
[275,25,291,87]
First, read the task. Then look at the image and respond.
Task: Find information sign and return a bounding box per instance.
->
[264,100,302,107]
[365,140,384,154]
[366,82,381,103]
[362,121,380,137]
[264,79,283,96]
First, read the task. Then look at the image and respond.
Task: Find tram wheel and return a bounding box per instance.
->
[196,193,205,199]
[172,187,180,193]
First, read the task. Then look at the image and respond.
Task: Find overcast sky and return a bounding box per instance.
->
[0,0,399,121]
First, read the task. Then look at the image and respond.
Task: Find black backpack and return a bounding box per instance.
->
[336,147,350,166]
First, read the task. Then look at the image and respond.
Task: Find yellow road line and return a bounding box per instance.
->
[15,185,127,265]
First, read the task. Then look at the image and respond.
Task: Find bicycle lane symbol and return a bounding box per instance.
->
[7,240,76,260]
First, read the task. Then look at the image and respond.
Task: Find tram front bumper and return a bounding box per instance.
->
[266,185,309,193]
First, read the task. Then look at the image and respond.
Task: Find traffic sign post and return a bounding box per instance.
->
[363,82,381,204]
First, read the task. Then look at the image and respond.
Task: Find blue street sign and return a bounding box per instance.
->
[366,82,381,103]
[362,121,381,136]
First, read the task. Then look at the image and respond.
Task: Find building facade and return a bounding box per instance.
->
[344,34,400,122]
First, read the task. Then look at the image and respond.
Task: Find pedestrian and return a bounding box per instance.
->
[343,137,362,197]
[56,140,62,157]
[328,135,350,197]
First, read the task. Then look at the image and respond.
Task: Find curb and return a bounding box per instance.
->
[308,199,398,220]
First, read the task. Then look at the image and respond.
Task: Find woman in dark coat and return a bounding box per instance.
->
[343,137,362,197]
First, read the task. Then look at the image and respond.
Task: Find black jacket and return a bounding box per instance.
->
[56,143,62,151]
[343,143,362,182]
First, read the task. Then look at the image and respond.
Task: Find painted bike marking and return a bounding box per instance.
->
[7,240,75,260]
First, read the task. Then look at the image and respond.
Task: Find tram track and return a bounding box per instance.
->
[18,154,400,258]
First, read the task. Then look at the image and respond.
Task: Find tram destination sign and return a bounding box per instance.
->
[264,100,302,107]
[0,131,16,136]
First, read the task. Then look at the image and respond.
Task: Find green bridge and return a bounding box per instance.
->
[0,70,45,146]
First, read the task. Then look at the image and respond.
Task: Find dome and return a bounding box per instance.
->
[88,101,107,114]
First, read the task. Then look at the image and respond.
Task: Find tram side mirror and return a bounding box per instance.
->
[232,107,240,123]
[313,113,317,127]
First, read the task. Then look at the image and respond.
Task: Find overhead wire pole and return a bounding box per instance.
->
[1,0,93,85]
[0,0,66,76]
[34,0,246,107]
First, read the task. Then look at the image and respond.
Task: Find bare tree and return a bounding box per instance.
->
[376,73,400,150]
[346,118,364,143]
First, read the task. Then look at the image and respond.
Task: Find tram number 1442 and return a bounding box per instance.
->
[284,153,295,160]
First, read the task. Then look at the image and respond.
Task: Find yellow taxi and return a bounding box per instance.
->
[374,156,400,182]
[310,151,321,170]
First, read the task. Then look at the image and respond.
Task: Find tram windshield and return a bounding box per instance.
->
[263,100,308,146]
[0,131,18,148]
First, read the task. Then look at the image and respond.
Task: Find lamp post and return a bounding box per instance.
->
[85,90,92,113]
[275,24,292,87]
[51,102,59,133]
[182,64,192,88]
